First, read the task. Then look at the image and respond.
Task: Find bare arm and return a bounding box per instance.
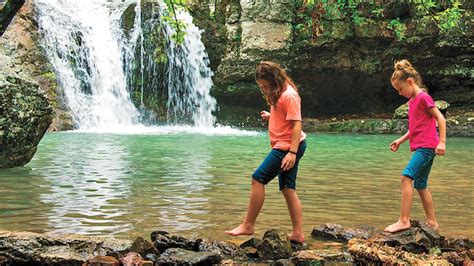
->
[429,107,446,155]
[281,120,302,171]
[390,131,409,152]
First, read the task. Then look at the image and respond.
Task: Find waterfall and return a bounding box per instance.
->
[164,9,217,128]
[35,0,216,130]
[35,0,141,129]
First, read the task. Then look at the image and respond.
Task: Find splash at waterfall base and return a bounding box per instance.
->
[0,221,472,265]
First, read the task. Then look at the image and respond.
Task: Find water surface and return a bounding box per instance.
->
[0,131,472,240]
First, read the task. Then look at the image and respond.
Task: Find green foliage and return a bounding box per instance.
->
[387,18,407,41]
[413,0,466,34]
[299,0,467,41]
[151,0,188,64]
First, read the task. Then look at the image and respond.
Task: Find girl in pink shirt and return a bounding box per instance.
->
[385,60,446,233]
[225,61,307,247]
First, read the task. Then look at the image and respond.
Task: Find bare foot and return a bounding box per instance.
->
[384,220,411,233]
[424,221,440,232]
[288,232,305,243]
[224,224,254,236]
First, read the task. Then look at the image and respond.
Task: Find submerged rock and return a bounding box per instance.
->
[0,74,52,168]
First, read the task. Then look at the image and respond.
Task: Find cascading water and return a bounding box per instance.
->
[163,10,217,128]
[35,0,141,130]
[36,0,217,130]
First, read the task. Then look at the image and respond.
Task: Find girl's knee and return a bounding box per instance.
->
[400,175,413,183]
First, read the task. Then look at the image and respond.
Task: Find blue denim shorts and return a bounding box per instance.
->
[402,148,436,189]
[252,140,307,190]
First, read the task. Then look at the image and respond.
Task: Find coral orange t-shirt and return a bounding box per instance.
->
[269,85,306,150]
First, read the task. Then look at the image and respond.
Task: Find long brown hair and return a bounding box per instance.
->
[256,61,297,106]
[391,59,426,91]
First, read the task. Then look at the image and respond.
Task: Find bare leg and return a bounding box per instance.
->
[385,176,413,233]
[225,179,265,236]
[281,188,304,243]
[417,188,439,230]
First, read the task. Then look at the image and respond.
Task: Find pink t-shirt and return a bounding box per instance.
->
[408,91,439,151]
[269,85,306,150]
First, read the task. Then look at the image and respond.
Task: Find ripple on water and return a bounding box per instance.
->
[0,133,472,239]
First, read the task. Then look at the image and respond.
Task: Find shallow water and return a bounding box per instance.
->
[0,130,472,241]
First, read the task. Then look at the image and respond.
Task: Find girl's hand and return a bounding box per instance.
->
[281,153,296,171]
[260,111,270,121]
[390,139,401,152]
[435,142,446,156]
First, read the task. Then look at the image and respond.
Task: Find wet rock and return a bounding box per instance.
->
[156,248,221,265]
[0,0,25,36]
[311,223,375,243]
[0,1,72,131]
[150,231,200,253]
[0,231,130,265]
[238,237,260,258]
[129,236,160,260]
[0,74,52,168]
[119,252,143,266]
[255,229,292,260]
[442,237,474,252]
[239,237,260,249]
[83,256,119,266]
[372,221,442,253]
[348,238,451,265]
[290,250,325,265]
[198,239,246,260]
[273,258,292,265]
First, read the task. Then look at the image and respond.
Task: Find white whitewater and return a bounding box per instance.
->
[164,9,217,128]
[35,0,141,130]
[35,0,244,134]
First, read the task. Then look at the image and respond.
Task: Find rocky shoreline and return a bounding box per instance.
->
[1,221,472,265]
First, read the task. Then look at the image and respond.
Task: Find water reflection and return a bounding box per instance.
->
[0,167,53,232]
[38,134,132,235]
[149,135,213,232]
[0,133,472,240]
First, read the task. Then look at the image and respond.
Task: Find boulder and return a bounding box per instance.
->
[0,74,52,168]
[129,236,160,260]
[290,250,325,265]
[311,223,376,243]
[394,100,450,119]
[0,231,131,265]
[150,230,200,253]
[255,229,292,260]
[372,220,442,253]
[198,239,246,260]
[348,238,451,265]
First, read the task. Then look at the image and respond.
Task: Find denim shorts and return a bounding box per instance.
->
[252,140,307,190]
[402,148,436,189]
